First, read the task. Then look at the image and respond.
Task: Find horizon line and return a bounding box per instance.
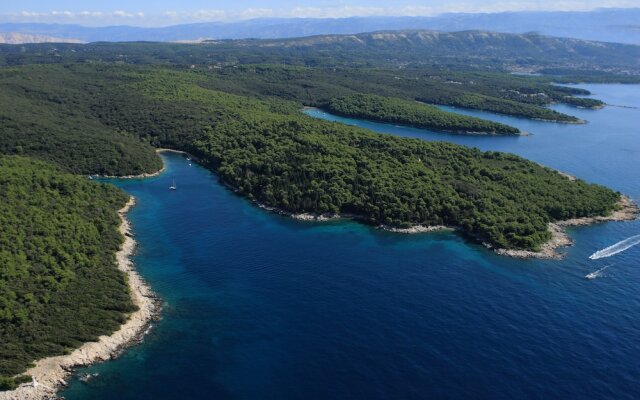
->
[1,6,639,29]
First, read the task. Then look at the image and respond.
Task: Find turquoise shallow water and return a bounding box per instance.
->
[62,84,640,400]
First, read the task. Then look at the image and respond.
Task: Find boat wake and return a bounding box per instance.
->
[589,234,640,260]
[585,264,612,280]
[606,103,638,109]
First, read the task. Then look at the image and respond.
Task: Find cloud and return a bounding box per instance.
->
[79,11,104,17]
[50,10,75,18]
[191,10,227,20]
[112,10,135,18]
[240,8,275,19]
[19,11,46,17]
[286,6,386,18]
[6,9,147,25]
[4,2,640,27]
[282,2,640,18]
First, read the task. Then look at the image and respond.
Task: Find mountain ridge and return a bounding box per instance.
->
[1,8,639,44]
[200,29,640,71]
[1,29,638,75]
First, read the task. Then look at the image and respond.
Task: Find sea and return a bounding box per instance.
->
[61,84,640,400]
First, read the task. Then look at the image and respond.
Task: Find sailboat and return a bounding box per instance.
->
[169,179,177,190]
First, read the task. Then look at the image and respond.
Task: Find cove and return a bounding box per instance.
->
[61,84,640,400]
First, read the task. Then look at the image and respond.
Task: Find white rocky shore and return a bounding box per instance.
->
[489,222,572,260]
[491,196,639,259]
[291,212,341,222]
[254,202,341,222]
[256,194,638,260]
[99,166,165,180]
[0,197,160,400]
[380,224,453,234]
[256,201,456,234]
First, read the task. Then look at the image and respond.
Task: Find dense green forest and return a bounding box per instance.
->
[327,94,521,134]
[0,64,622,255]
[0,37,631,388]
[0,156,135,389]
[126,69,619,248]
[0,67,161,176]
[0,36,634,121]
[188,66,592,123]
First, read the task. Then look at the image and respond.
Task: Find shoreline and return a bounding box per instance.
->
[380,224,455,234]
[155,148,195,159]
[303,107,528,136]
[490,196,639,259]
[0,197,161,400]
[255,195,638,260]
[535,162,577,181]
[97,148,194,180]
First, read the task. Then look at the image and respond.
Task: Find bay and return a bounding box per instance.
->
[62,84,640,400]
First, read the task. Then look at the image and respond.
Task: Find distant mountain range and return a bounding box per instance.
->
[3,30,638,76]
[217,30,640,71]
[1,8,639,44]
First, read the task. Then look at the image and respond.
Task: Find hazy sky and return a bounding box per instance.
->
[1,1,638,26]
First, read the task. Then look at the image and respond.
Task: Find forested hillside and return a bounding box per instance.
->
[1,30,639,75]
[0,66,161,176]
[133,70,620,248]
[263,30,640,69]
[0,63,624,252]
[0,33,632,392]
[1,38,623,123]
[1,65,620,252]
[327,94,521,134]
[186,66,593,123]
[0,156,135,389]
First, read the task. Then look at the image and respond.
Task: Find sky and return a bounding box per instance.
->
[1,1,638,26]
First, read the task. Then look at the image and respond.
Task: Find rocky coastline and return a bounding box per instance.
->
[0,197,161,400]
[305,106,528,136]
[491,196,639,259]
[255,195,638,260]
[379,225,454,234]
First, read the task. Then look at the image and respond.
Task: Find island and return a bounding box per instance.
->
[1,31,639,398]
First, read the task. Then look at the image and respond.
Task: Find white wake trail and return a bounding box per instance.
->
[585,264,612,280]
[589,234,640,260]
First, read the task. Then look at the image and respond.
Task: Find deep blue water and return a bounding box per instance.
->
[62,85,640,400]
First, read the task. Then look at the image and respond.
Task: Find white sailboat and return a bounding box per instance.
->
[169,179,177,190]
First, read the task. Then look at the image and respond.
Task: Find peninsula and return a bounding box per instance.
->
[1,30,639,397]
[0,157,159,393]
[0,64,631,252]
[325,94,523,134]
